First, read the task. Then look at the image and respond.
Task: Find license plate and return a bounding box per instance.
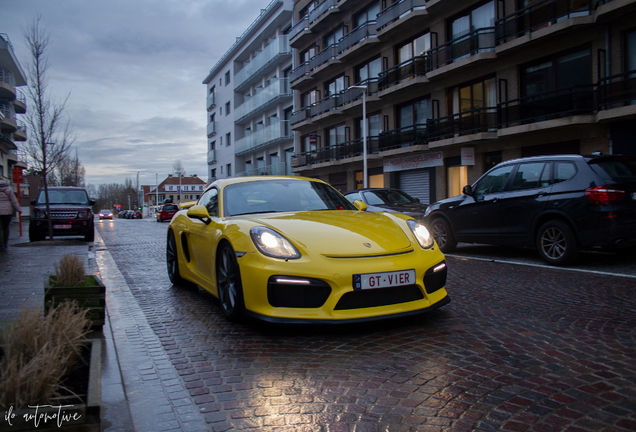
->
[53,224,72,229]
[353,269,416,290]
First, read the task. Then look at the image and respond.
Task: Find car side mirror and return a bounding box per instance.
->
[30,199,36,206]
[353,200,368,211]
[187,204,212,225]
[90,199,97,205]
[462,185,473,196]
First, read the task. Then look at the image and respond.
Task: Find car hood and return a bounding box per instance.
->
[243,211,414,257]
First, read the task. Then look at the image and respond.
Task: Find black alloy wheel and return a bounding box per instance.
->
[537,220,579,266]
[167,230,190,286]
[430,218,457,253]
[216,243,245,322]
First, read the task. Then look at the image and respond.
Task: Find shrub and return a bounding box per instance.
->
[54,253,86,287]
[0,301,91,410]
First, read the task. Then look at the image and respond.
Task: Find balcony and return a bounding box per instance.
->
[14,89,26,114]
[237,161,287,177]
[376,0,427,31]
[496,0,594,45]
[289,15,312,48]
[207,121,216,137]
[207,92,215,111]
[428,108,498,142]
[290,62,311,86]
[290,108,310,126]
[235,120,292,155]
[292,137,380,168]
[207,149,216,165]
[379,124,427,151]
[234,78,291,123]
[13,119,26,141]
[0,68,16,100]
[378,55,428,91]
[498,85,595,128]
[307,80,379,120]
[309,44,339,73]
[597,70,636,117]
[338,21,377,57]
[0,103,17,133]
[309,0,340,30]
[428,27,496,73]
[234,36,291,92]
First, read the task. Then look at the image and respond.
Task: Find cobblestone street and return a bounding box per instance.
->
[96,219,636,432]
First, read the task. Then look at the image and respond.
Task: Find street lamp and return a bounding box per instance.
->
[348,85,368,188]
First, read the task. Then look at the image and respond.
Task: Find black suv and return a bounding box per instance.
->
[425,154,636,265]
[29,186,96,242]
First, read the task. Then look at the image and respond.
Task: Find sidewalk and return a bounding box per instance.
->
[0,220,134,432]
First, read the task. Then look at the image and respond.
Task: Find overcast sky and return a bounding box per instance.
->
[2,0,272,187]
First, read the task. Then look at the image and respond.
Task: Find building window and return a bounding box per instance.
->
[325,75,346,97]
[226,163,232,177]
[210,141,216,151]
[327,123,347,146]
[450,1,495,40]
[522,47,592,96]
[211,168,216,178]
[300,46,317,63]
[356,113,382,139]
[627,29,636,72]
[302,134,318,152]
[226,132,231,146]
[451,76,496,114]
[356,57,382,83]
[398,98,431,129]
[225,70,231,86]
[397,32,431,65]
[301,89,319,108]
[354,1,380,28]
[324,25,344,48]
[446,156,468,198]
[225,101,231,115]
[210,113,215,123]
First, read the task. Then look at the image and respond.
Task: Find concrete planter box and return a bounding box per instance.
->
[44,275,106,330]
[0,339,102,432]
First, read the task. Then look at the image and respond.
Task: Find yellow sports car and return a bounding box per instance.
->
[166,176,450,323]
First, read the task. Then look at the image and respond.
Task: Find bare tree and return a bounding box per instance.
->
[57,149,86,187]
[173,160,186,177]
[22,16,75,239]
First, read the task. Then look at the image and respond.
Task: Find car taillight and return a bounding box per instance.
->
[584,186,625,205]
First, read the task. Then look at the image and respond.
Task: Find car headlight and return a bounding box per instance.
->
[33,209,47,219]
[78,211,90,219]
[407,220,434,249]
[250,227,301,260]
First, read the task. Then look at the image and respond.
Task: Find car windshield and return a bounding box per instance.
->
[37,190,89,205]
[100,209,111,213]
[589,157,636,181]
[163,205,178,211]
[224,179,356,216]
[364,190,416,206]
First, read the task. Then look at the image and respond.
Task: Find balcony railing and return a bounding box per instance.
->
[235,120,292,155]
[309,0,338,25]
[309,44,339,71]
[338,21,377,53]
[376,0,427,30]
[237,161,287,177]
[208,149,216,164]
[290,62,310,84]
[207,92,215,111]
[292,137,380,167]
[310,95,338,117]
[428,108,498,141]
[378,55,427,90]
[289,15,310,41]
[234,78,291,121]
[290,108,310,125]
[378,124,427,151]
[597,71,636,111]
[0,102,15,119]
[234,36,290,90]
[0,69,15,87]
[496,0,594,44]
[207,121,216,137]
[498,85,595,128]
[428,27,496,71]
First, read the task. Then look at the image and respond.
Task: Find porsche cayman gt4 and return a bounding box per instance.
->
[166,176,450,323]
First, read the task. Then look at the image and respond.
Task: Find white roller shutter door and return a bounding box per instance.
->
[398,169,430,204]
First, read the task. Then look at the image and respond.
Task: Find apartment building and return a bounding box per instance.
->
[0,33,28,187]
[203,0,295,182]
[288,0,636,201]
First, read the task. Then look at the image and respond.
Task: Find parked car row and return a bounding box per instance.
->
[118,209,142,219]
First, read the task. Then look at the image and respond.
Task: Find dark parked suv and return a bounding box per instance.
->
[29,186,96,242]
[425,154,636,265]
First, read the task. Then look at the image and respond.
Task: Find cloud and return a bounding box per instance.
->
[2,0,273,186]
